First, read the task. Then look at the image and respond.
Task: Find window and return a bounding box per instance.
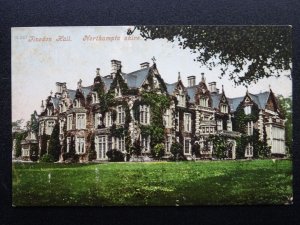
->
[116,137,125,152]
[66,137,71,153]
[76,113,86,129]
[46,120,55,135]
[176,112,179,131]
[76,137,85,154]
[177,93,185,107]
[164,109,172,127]
[39,122,44,135]
[177,88,186,107]
[140,105,150,125]
[220,104,228,113]
[94,113,101,128]
[244,105,251,115]
[47,108,52,116]
[96,135,107,159]
[74,99,81,108]
[184,138,191,155]
[117,106,125,124]
[165,135,172,153]
[67,114,73,130]
[200,98,208,107]
[141,136,150,152]
[105,112,112,127]
[247,121,253,135]
[22,147,30,157]
[59,120,64,134]
[92,93,99,104]
[245,143,253,157]
[184,113,192,132]
[217,120,223,131]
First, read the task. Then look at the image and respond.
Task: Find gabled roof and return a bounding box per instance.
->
[228,97,244,112]
[67,89,76,101]
[210,93,222,109]
[102,77,113,90]
[227,91,270,112]
[123,68,150,88]
[186,86,198,103]
[81,86,92,98]
[166,82,178,95]
[51,97,59,109]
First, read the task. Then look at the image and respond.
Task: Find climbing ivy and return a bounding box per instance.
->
[134,91,171,149]
[233,103,259,133]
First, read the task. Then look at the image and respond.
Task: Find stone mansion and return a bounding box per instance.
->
[19,60,286,161]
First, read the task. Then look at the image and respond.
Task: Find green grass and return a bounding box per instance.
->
[12,159,293,206]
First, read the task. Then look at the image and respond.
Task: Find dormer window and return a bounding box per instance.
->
[74,99,81,108]
[47,108,53,116]
[200,98,209,107]
[115,87,122,97]
[244,105,251,115]
[177,89,186,107]
[220,104,228,113]
[92,93,99,104]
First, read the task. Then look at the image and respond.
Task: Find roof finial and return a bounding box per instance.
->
[151,56,156,64]
[246,87,249,95]
[77,79,82,89]
[222,85,224,93]
[269,84,272,91]
[50,90,53,96]
[178,72,181,81]
[96,68,100,76]
[41,100,44,108]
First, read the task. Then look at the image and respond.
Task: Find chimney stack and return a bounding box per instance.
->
[187,76,196,87]
[208,82,217,93]
[111,60,122,77]
[55,82,66,97]
[140,62,150,69]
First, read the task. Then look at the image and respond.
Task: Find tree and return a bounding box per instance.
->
[14,131,27,158]
[277,95,292,156]
[47,123,61,161]
[128,26,291,86]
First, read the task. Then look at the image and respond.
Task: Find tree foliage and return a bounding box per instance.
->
[208,134,228,159]
[152,143,165,160]
[106,149,125,162]
[277,95,292,156]
[170,142,185,161]
[14,131,27,158]
[128,26,292,86]
[48,123,61,161]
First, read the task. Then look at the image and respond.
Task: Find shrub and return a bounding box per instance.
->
[106,149,124,162]
[30,144,39,161]
[40,154,55,163]
[170,142,185,161]
[152,143,165,160]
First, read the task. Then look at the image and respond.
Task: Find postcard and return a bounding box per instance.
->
[12,26,292,206]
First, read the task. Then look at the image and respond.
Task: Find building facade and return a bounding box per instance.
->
[30,60,286,162]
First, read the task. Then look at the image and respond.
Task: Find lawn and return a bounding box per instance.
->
[12,159,293,206]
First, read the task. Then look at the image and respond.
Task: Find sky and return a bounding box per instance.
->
[12,26,292,124]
